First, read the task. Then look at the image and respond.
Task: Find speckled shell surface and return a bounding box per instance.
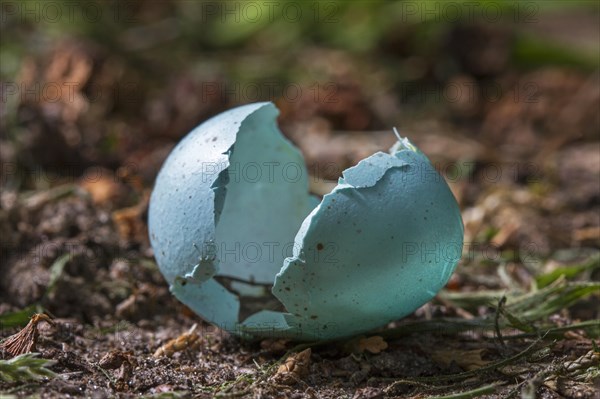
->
[149,102,464,341]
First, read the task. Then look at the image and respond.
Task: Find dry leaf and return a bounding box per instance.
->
[111,191,149,242]
[573,226,600,244]
[260,338,289,354]
[79,168,123,205]
[343,335,388,354]
[273,348,311,385]
[98,350,131,369]
[491,221,520,247]
[357,336,388,354]
[430,348,490,371]
[153,324,200,358]
[0,314,53,357]
[98,350,135,392]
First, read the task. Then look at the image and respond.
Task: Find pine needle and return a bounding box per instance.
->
[0,353,56,383]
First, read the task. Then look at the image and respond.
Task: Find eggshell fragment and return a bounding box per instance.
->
[149,102,316,332]
[149,102,464,340]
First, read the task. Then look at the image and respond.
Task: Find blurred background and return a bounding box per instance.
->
[2,0,598,185]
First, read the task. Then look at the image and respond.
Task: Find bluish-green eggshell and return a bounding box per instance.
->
[149,102,464,341]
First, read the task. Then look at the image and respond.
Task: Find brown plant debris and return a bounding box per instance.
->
[153,324,201,358]
[98,350,136,392]
[111,190,150,244]
[429,348,491,371]
[344,336,389,354]
[273,348,312,385]
[563,348,600,373]
[0,314,54,357]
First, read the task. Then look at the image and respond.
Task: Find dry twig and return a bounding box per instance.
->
[153,324,200,358]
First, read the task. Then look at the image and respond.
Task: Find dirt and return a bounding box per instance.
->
[0,171,598,397]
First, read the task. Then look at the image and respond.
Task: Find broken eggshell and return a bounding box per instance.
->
[148,102,463,341]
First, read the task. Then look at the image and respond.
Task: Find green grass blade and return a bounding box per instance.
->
[0,353,56,384]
